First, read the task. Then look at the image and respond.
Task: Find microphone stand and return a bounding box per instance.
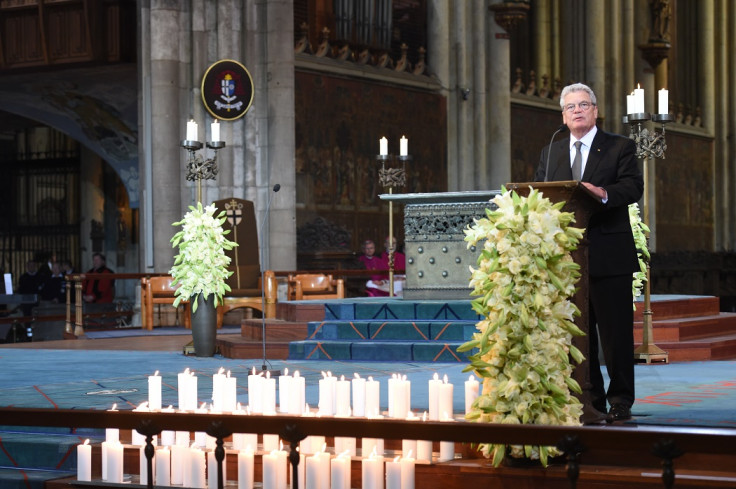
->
[544,124,568,181]
[253,184,281,376]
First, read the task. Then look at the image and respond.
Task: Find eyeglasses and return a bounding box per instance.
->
[563,101,595,113]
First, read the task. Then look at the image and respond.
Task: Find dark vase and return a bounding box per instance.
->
[190,293,217,357]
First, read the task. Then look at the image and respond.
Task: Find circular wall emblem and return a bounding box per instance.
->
[201,59,254,121]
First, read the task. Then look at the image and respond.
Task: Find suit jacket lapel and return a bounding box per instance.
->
[581,130,606,181]
[552,138,572,180]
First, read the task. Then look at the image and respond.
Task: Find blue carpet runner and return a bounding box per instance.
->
[288,299,480,362]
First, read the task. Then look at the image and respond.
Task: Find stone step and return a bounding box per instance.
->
[635,312,736,342]
[304,320,478,342]
[288,339,469,362]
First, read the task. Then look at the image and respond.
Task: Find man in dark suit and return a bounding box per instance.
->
[535,83,643,422]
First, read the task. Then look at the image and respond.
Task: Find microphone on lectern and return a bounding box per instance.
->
[544,124,569,182]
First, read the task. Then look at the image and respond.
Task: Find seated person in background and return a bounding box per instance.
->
[61,259,74,276]
[366,236,406,297]
[358,239,381,270]
[83,253,115,303]
[17,260,42,315]
[40,262,66,303]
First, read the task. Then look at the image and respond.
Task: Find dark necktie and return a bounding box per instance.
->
[572,141,583,181]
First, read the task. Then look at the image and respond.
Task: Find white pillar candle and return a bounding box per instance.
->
[170,444,188,485]
[362,437,385,458]
[438,375,454,420]
[212,367,226,412]
[352,373,367,417]
[140,445,155,485]
[187,446,206,489]
[365,377,381,416]
[106,441,124,483]
[317,450,331,489]
[175,431,190,446]
[248,368,263,413]
[334,436,357,457]
[331,452,351,489]
[401,455,415,489]
[263,434,280,452]
[161,430,175,447]
[634,84,645,113]
[232,433,258,451]
[626,92,634,115]
[76,440,91,481]
[296,453,306,489]
[386,456,401,489]
[392,375,410,420]
[208,450,226,489]
[465,375,479,414]
[401,439,417,459]
[399,136,408,156]
[276,446,288,489]
[427,373,441,421]
[262,451,279,489]
[237,447,255,489]
[387,374,397,418]
[306,453,321,489]
[186,119,198,141]
[335,375,351,417]
[105,427,119,443]
[211,119,220,142]
[416,440,432,462]
[262,372,277,415]
[439,441,454,462]
[155,446,171,486]
[361,452,384,489]
[148,370,162,410]
[289,371,306,415]
[658,88,669,115]
[379,137,388,156]
[318,371,335,416]
[278,368,291,413]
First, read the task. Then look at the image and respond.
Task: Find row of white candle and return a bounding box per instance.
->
[149,368,481,420]
[379,136,409,156]
[79,438,418,489]
[626,84,669,115]
[185,119,221,143]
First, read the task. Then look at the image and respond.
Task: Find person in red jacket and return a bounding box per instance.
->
[82,253,115,303]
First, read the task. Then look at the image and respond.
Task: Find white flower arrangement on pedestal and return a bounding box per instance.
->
[629,202,650,309]
[460,187,586,467]
[170,202,237,312]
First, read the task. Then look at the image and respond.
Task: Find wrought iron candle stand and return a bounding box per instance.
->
[182,139,226,203]
[376,153,409,297]
[624,111,674,363]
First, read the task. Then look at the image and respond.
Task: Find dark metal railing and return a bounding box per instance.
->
[1,406,735,489]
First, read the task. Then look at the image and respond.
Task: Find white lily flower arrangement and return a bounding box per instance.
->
[629,203,650,309]
[460,187,586,467]
[170,202,237,312]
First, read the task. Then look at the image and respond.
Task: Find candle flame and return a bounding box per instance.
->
[368,376,374,382]
[340,375,345,381]
[252,367,256,375]
[280,441,284,451]
[433,372,439,381]
[227,370,231,377]
[83,439,90,445]
[422,411,428,421]
[284,368,289,376]
[394,455,401,462]
[443,374,449,383]
[468,375,475,382]
[109,403,117,411]
[354,372,361,379]
[218,367,225,375]
[294,370,300,378]
[184,368,190,374]
[154,370,159,376]
[406,449,414,459]
[266,370,271,379]
[321,443,327,453]
[637,83,641,89]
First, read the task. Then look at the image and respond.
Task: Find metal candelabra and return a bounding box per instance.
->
[624,111,674,364]
[376,153,409,297]
[182,139,226,203]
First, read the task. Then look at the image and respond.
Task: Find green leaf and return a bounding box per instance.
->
[492,444,506,467]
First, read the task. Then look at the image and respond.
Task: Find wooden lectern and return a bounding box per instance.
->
[506,181,605,424]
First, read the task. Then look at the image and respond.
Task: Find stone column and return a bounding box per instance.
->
[147,0,186,273]
[487,1,511,188]
[472,0,488,188]
[427,0,452,187]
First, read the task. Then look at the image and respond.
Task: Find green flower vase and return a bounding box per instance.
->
[190,293,217,357]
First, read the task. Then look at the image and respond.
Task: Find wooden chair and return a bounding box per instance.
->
[217,269,278,327]
[140,276,191,330]
[287,273,345,301]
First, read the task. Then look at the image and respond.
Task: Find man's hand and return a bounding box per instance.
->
[581,181,608,202]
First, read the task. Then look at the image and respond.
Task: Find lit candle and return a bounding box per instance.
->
[334,436,357,457]
[379,137,388,156]
[186,119,198,141]
[417,413,432,462]
[132,401,151,446]
[237,447,255,489]
[386,456,402,489]
[148,370,162,410]
[400,135,408,156]
[212,367,226,412]
[278,368,291,413]
[139,445,154,485]
[392,375,410,420]
[289,370,306,415]
[262,450,278,489]
[362,437,384,458]
[155,446,171,486]
[211,119,220,142]
[76,439,91,482]
[262,371,277,415]
[361,450,383,489]
[263,433,279,452]
[248,367,263,414]
[335,375,351,417]
[170,444,188,485]
[305,452,322,489]
[465,374,479,414]
[352,373,367,417]
[318,371,335,416]
[439,412,455,462]
[365,376,380,417]
[428,373,441,421]
[185,446,206,489]
[401,453,416,489]
[223,371,237,413]
[105,441,124,483]
[276,444,288,489]
[658,88,669,115]
[634,84,645,114]
[331,451,351,489]
[438,375,454,421]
